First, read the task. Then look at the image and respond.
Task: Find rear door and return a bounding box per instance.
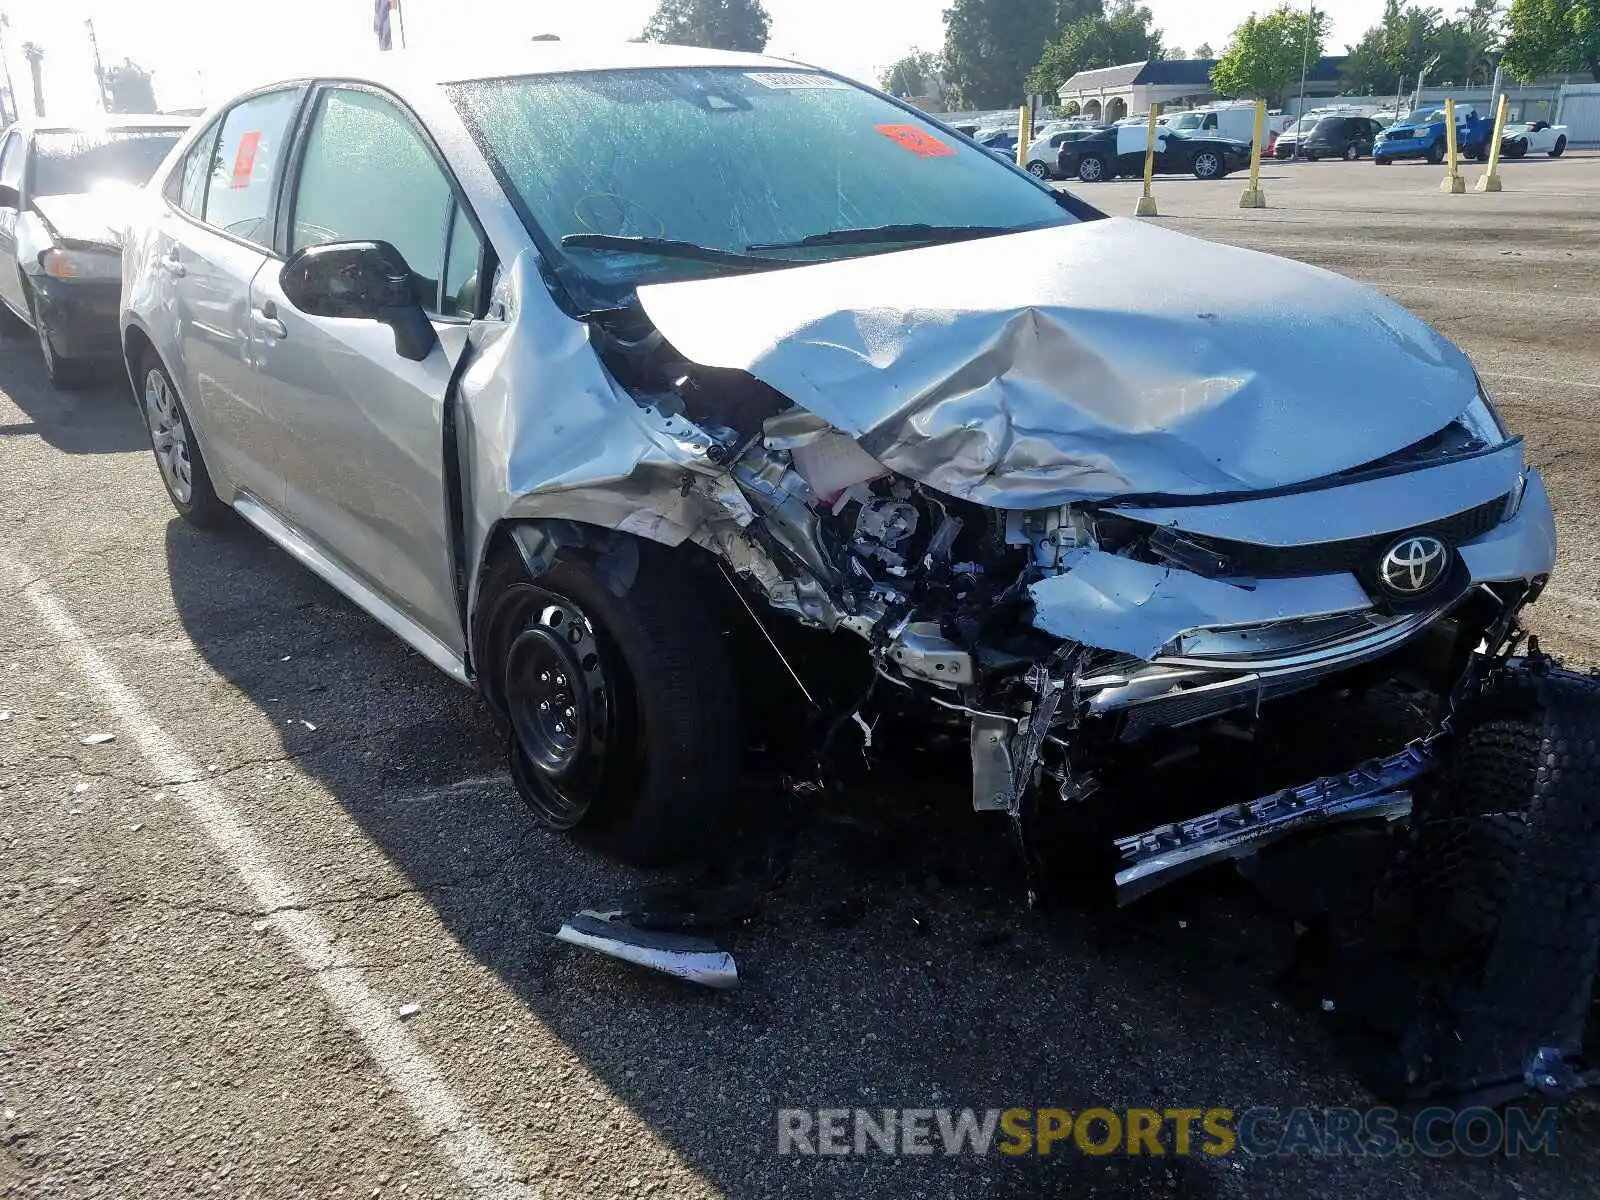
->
[252,84,488,654]
[155,88,303,503]
[0,130,27,318]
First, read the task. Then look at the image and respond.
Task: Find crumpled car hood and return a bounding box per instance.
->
[32,191,126,250]
[636,219,1477,507]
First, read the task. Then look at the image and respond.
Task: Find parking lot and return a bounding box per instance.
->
[4,152,1600,1199]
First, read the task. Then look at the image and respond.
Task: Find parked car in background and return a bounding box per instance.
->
[1058,124,1250,182]
[1300,114,1385,161]
[0,115,191,387]
[1500,120,1568,158]
[1374,105,1494,164]
[1023,127,1085,179]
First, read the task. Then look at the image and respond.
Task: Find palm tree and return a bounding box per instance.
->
[22,40,43,118]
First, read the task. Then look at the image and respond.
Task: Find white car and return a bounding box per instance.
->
[1501,121,1569,158]
[1022,127,1090,179]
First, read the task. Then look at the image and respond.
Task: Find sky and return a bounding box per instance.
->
[0,0,1393,117]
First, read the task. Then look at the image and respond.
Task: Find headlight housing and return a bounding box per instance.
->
[39,246,121,281]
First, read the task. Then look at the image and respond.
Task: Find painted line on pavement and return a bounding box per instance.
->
[5,555,533,1199]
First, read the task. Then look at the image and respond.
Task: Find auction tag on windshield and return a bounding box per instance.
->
[875,124,956,157]
[230,131,262,189]
[744,71,848,90]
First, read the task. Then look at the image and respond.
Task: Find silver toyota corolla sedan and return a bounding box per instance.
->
[121,43,1556,894]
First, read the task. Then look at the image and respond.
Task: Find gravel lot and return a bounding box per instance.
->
[3,152,1599,1199]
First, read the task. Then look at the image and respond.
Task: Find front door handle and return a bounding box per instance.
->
[161,251,186,278]
[253,302,287,340]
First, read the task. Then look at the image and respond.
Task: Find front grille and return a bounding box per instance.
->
[1172,494,1508,579]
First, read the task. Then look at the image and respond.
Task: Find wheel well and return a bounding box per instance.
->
[122,325,156,393]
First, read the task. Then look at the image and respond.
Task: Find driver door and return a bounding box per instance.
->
[253,84,487,656]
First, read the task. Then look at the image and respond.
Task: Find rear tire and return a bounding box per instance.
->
[1343,144,1360,161]
[1026,160,1051,180]
[138,350,228,529]
[474,538,743,868]
[1550,135,1567,158]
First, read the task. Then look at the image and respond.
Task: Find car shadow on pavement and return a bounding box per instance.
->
[162,519,1600,1199]
[0,338,147,456]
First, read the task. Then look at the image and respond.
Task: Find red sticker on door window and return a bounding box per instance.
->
[874,124,956,158]
[230,131,262,189]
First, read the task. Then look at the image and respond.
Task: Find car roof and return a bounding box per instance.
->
[6,113,193,137]
[224,41,812,101]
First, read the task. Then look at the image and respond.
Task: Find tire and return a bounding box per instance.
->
[1507,139,1528,159]
[1343,144,1360,161]
[26,286,90,390]
[1306,151,1320,163]
[1374,155,1392,165]
[1192,150,1223,180]
[1550,136,1567,158]
[1425,140,1446,165]
[474,538,742,868]
[1076,153,1107,183]
[1026,160,1051,180]
[138,350,228,528]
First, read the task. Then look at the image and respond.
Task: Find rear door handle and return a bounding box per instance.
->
[253,301,287,340]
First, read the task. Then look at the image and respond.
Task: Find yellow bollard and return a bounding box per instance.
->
[1017,105,1033,170]
[1440,97,1466,194]
[1135,107,1159,216]
[1475,93,1510,193]
[1239,99,1268,209]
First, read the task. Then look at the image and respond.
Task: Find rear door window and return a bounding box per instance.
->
[204,90,301,248]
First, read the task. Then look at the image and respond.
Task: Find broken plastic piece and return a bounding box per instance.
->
[397,1002,422,1019]
[79,732,115,746]
[554,910,739,989]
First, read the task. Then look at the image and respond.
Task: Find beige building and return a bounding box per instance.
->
[1058,57,1352,121]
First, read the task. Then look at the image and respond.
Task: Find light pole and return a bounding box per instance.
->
[1293,4,1315,159]
[1413,53,1441,115]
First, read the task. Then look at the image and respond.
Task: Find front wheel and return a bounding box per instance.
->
[27,288,89,390]
[1076,154,1107,183]
[1192,150,1223,180]
[1550,136,1567,158]
[474,539,743,867]
[1425,140,1446,165]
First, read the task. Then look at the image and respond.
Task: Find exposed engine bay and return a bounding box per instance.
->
[584,299,1551,906]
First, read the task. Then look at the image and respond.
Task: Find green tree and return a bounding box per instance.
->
[1195,41,1215,57]
[942,0,1100,109]
[1210,5,1332,103]
[1025,1,1165,97]
[104,59,157,113]
[1503,0,1600,80]
[881,50,944,97]
[641,0,772,53]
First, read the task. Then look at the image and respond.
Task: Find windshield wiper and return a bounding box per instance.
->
[746,223,1013,251]
[560,233,783,268]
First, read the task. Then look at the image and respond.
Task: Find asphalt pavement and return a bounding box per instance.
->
[4,152,1600,1199]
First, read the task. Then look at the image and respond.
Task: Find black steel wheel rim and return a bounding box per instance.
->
[501,592,613,829]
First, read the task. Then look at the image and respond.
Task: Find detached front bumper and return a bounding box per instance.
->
[29,275,122,362]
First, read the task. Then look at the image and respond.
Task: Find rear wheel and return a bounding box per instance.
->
[1343,144,1361,161]
[475,538,743,867]
[139,351,228,528]
[1550,135,1567,158]
[1026,160,1051,180]
[1076,153,1107,183]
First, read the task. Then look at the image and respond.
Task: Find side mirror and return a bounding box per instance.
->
[279,240,437,362]
[0,183,19,210]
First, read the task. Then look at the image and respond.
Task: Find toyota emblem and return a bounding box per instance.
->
[1378,535,1449,596]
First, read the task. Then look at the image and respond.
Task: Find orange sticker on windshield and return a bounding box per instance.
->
[230,131,261,189]
[875,124,955,158]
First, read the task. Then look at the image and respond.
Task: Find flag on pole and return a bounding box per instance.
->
[374,0,397,51]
